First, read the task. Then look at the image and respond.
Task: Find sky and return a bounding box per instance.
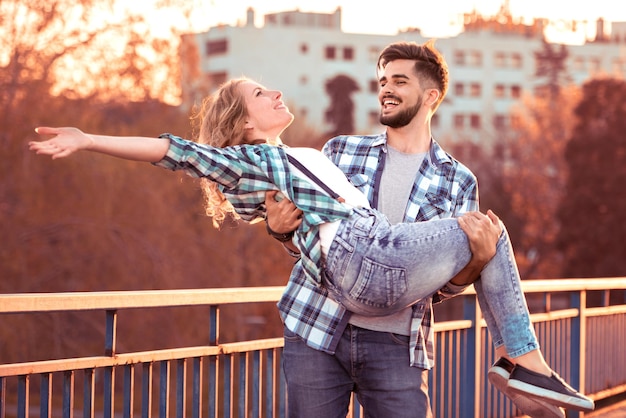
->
[174,0,626,45]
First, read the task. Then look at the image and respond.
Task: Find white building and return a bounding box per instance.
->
[179,6,626,147]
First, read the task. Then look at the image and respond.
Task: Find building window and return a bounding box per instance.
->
[573,56,585,71]
[589,56,602,72]
[470,83,481,97]
[470,114,481,129]
[454,114,464,128]
[511,53,523,68]
[300,43,309,54]
[208,71,227,86]
[613,59,625,74]
[369,79,379,93]
[454,82,465,96]
[511,85,521,98]
[494,52,506,68]
[469,51,483,66]
[369,46,380,62]
[206,39,228,56]
[343,47,354,61]
[493,114,507,130]
[300,75,308,85]
[454,50,465,66]
[325,46,336,60]
[368,111,379,126]
[495,84,505,98]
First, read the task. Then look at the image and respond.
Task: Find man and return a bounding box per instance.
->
[265,40,544,417]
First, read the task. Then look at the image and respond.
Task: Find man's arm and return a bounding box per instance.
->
[449,210,502,286]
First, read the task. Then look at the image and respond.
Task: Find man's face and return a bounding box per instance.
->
[378,59,426,128]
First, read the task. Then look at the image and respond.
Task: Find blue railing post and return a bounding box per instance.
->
[208,305,219,418]
[192,357,202,418]
[63,371,74,418]
[40,372,51,418]
[141,363,153,418]
[462,295,481,418]
[568,290,587,418]
[84,368,95,418]
[159,360,170,418]
[17,375,28,418]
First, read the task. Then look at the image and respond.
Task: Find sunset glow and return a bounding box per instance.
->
[171,0,626,45]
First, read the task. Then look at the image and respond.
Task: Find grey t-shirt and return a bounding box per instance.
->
[348,146,426,335]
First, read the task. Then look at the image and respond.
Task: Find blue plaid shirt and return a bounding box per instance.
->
[154,134,358,286]
[277,133,479,368]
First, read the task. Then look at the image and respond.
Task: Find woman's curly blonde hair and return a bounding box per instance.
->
[191,78,251,228]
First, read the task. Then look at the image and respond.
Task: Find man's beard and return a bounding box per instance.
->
[380,97,422,128]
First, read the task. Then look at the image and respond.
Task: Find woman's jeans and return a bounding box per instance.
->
[324,208,539,358]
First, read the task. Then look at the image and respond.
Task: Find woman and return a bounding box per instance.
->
[30,78,593,415]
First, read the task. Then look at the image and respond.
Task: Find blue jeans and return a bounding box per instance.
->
[324,208,538,358]
[283,325,432,418]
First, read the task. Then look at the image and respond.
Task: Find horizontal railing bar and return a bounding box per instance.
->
[586,304,626,317]
[0,286,286,313]
[0,346,221,377]
[1,279,624,315]
[433,320,473,332]
[220,338,284,354]
[520,277,626,292]
[459,277,626,296]
[530,308,580,322]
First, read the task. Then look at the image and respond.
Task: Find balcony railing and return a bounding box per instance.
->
[1,277,625,418]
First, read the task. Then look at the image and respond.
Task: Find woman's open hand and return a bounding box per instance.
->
[29,127,93,159]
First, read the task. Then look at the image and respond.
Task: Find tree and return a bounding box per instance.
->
[0,1,294,363]
[323,74,360,137]
[557,78,626,277]
[498,86,579,279]
[534,40,571,99]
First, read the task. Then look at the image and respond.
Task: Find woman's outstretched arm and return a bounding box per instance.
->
[29,127,170,162]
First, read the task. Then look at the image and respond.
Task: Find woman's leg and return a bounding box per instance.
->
[473,224,538,358]
[324,209,473,317]
[325,209,537,353]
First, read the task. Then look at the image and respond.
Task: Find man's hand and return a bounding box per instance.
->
[457,210,502,266]
[265,191,303,234]
[449,210,502,286]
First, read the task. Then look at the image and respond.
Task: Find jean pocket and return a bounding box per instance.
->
[348,258,407,308]
[388,332,410,346]
[283,327,300,342]
[325,234,354,283]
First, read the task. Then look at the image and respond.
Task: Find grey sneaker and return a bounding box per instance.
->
[507,364,595,412]
[488,358,565,418]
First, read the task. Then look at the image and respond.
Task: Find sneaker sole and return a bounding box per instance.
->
[508,378,595,412]
[488,368,565,418]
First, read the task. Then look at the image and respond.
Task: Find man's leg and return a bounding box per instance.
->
[282,328,353,418]
[351,326,432,418]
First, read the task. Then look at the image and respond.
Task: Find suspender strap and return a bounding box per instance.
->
[286,154,341,200]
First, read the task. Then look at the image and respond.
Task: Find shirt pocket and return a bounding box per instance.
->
[418,192,453,220]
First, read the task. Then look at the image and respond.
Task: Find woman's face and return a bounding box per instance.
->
[241,81,294,142]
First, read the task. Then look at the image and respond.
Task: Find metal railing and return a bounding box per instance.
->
[1,278,625,418]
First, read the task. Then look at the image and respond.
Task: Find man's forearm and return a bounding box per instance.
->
[449,257,485,286]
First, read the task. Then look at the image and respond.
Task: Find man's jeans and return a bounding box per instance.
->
[324,208,538,358]
[283,325,432,418]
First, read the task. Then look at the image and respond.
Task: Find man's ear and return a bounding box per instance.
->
[426,89,440,107]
